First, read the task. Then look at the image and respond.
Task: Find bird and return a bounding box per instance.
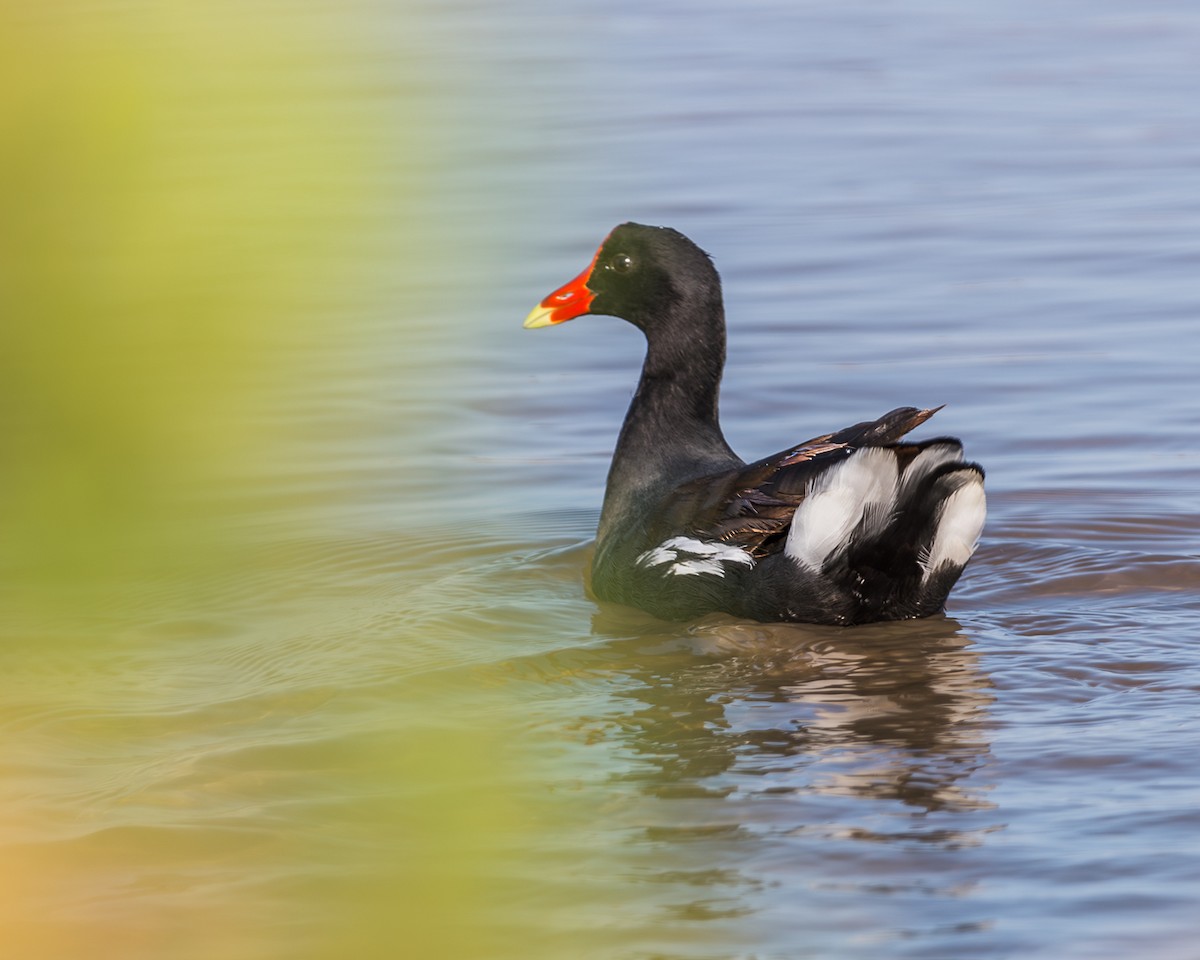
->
[523,222,985,625]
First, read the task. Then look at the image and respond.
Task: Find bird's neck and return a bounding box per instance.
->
[597,305,738,543]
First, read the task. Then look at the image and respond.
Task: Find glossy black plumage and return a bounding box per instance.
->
[527,223,985,625]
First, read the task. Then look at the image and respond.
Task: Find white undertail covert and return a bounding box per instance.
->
[921,476,986,579]
[785,448,900,571]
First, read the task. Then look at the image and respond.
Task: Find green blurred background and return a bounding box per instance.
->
[0,4,526,957]
[2,2,383,602]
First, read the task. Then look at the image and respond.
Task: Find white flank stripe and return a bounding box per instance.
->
[786,448,899,571]
[668,558,727,577]
[922,478,986,579]
[661,536,715,554]
[637,537,755,575]
[637,545,678,567]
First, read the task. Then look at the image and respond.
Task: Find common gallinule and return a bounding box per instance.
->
[524,223,985,625]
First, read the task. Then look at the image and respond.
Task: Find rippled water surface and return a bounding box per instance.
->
[4,2,1200,958]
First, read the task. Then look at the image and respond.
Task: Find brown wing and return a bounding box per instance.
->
[646,406,943,559]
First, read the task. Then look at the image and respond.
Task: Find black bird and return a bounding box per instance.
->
[524,223,985,625]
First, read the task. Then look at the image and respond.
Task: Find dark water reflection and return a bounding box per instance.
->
[594,615,994,816]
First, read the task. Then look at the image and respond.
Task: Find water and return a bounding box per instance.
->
[3,1,1199,958]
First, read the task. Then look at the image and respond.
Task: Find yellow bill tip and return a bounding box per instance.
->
[523,304,558,329]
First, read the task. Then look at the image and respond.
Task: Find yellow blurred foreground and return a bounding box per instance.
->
[1,2,363,600]
[0,4,528,958]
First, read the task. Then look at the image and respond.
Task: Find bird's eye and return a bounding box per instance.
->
[609,253,634,274]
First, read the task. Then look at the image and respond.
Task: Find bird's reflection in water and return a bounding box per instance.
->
[592,607,994,811]
[584,606,999,937]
